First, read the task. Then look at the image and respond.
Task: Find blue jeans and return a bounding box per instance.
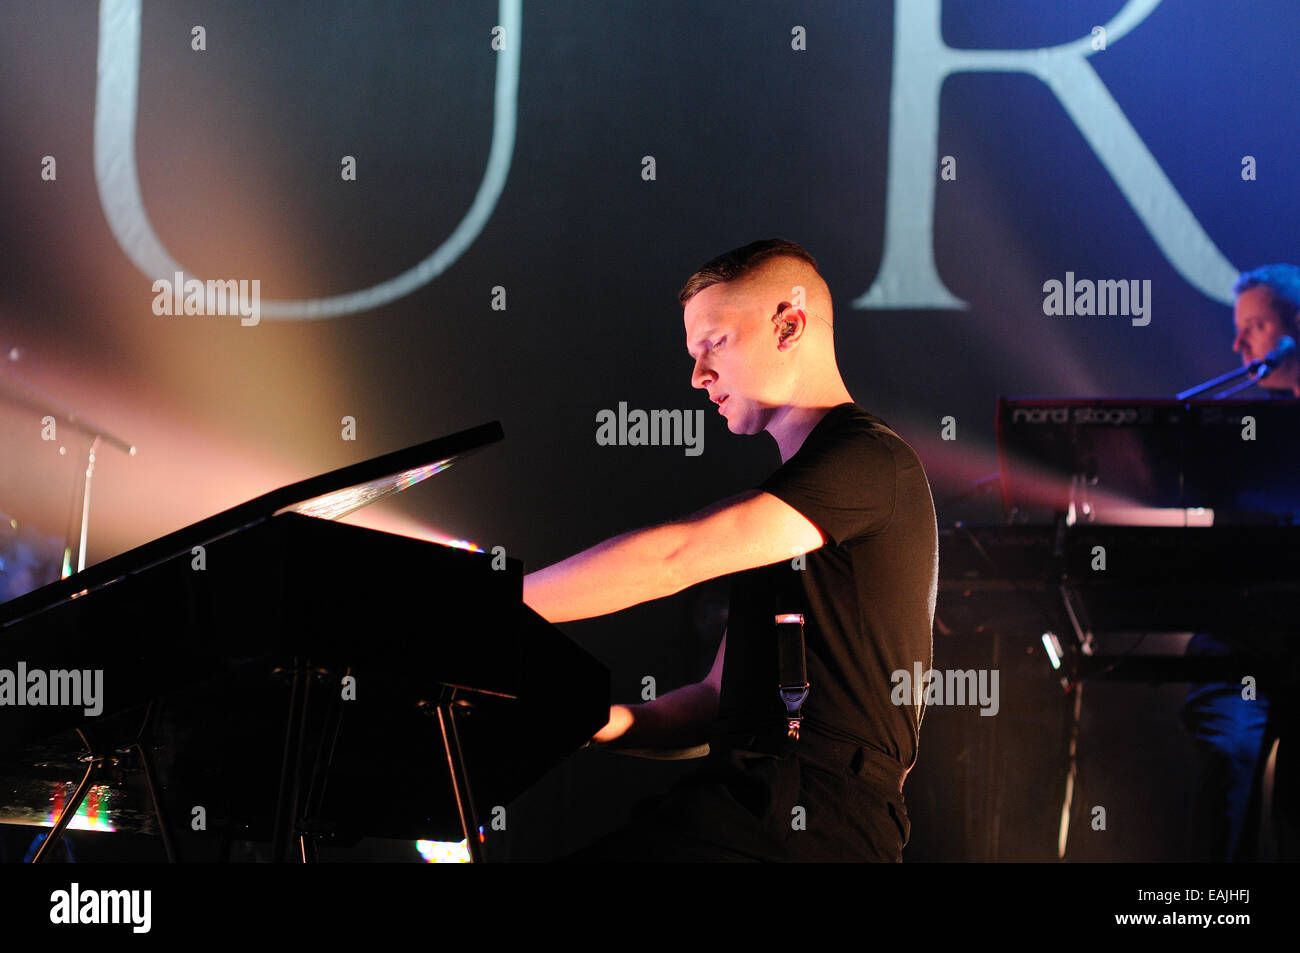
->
[1181,633,1282,861]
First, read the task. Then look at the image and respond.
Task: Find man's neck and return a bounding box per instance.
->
[1260,376,1300,397]
[768,389,855,463]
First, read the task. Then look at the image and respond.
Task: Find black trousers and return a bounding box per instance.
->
[563,731,911,862]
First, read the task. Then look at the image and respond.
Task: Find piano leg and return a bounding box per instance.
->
[434,686,485,864]
[132,701,178,862]
[297,666,352,863]
[272,658,312,863]
[32,728,99,863]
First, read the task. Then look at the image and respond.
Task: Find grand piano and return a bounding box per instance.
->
[0,422,609,862]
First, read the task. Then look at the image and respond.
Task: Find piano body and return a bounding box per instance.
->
[0,422,609,861]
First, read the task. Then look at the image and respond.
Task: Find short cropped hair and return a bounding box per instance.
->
[677,238,821,306]
[1234,264,1300,328]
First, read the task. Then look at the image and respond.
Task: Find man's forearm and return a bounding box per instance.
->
[523,522,691,622]
[600,681,718,749]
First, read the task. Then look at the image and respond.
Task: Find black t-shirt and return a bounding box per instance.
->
[714,403,938,771]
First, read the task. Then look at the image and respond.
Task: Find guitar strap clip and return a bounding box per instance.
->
[776,612,809,740]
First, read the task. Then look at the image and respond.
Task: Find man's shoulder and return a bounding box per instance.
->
[800,405,934,509]
[761,404,933,547]
[804,403,917,461]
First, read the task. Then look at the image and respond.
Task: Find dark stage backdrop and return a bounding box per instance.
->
[1,0,1294,861]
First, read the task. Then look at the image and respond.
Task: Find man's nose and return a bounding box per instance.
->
[1232,332,1246,353]
[691,359,713,389]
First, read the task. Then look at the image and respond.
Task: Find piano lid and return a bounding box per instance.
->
[0,420,503,627]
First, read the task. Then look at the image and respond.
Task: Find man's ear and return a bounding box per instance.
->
[774,306,806,348]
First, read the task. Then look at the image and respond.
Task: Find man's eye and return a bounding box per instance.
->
[712,337,725,351]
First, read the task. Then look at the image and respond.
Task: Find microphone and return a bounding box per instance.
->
[1251,335,1296,380]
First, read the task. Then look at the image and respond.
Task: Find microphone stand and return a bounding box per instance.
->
[1,348,136,576]
[1177,342,1293,400]
[1176,365,1260,400]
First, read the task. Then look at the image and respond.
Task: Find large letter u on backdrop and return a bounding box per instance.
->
[94,0,520,320]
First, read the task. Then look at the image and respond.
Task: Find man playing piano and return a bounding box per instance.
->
[523,239,939,861]
[1183,263,1300,861]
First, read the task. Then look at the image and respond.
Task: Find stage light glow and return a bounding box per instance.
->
[445,539,484,552]
[278,459,456,522]
[1042,632,1063,670]
[46,782,117,833]
[340,508,487,551]
[416,838,471,863]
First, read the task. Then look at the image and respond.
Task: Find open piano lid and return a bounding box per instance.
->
[0,420,503,627]
[0,417,610,845]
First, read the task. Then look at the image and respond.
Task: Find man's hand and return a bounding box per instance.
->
[591,704,634,745]
[524,491,823,622]
[588,633,726,750]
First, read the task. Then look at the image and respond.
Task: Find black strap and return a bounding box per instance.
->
[776,613,809,739]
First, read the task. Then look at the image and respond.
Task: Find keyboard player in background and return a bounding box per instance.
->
[1182,263,1300,861]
